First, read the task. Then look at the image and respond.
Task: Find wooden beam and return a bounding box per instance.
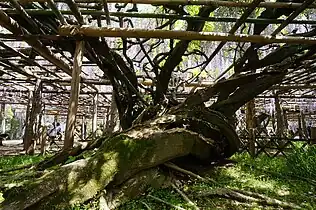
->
[64,41,85,149]
[59,25,316,45]
[7,0,316,9]
[3,9,316,25]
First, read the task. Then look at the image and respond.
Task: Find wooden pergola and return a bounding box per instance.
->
[0,0,316,152]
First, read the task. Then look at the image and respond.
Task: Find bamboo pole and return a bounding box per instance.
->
[59,25,316,45]
[7,0,316,9]
[3,9,316,25]
[64,41,85,149]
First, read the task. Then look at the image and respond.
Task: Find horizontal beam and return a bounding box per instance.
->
[0,89,112,94]
[257,95,316,99]
[0,78,111,86]
[59,25,316,45]
[5,0,316,9]
[273,84,316,90]
[3,9,316,25]
[0,100,110,107]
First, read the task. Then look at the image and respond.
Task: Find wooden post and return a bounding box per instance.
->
[298,114,303,139]
[275,96,284,138]
[0,103,5,134]
[40,126,47,155]
[106,92,119,134]
[103,107,109,133]
[301,112,308,139]
[92,93,98,138]
[23,91,32,150]
[81,115,86,140]
[25,80,42,154]
[64,41,85,150]
[246,99,256,157]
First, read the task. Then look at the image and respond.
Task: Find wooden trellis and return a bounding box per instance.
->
[239,136,310,158]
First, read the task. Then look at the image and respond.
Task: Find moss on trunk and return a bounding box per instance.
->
[1,109,240,209]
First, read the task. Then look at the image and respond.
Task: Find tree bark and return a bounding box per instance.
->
[1,106,239,210]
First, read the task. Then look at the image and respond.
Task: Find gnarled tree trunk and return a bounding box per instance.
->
[1,106,239,210]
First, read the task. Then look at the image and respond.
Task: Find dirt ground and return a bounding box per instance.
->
[0,140,63,156]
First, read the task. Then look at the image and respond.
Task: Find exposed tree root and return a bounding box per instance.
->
[164,162,216,185]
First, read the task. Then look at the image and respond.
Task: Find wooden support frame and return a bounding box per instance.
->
[64,41,85,149]
[59,25,316,45]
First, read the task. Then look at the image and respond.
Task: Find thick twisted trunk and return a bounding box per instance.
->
[1,106,239,210]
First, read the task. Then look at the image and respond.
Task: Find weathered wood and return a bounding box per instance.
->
[24,80,42,154]
[3,9,316,25]
[64,41,85,149]
[0,103,5,134]
[301,112,308,139]
[246,100,256,157]
[106,92,119,134]
[59,25,316,45]
[92,93,98,138]
[274,96,284,138]
[81,115,86,140]
[40,126,47,155]
[23,92,32,150]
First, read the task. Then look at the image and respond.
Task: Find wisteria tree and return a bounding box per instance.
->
[1,0,315,209]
